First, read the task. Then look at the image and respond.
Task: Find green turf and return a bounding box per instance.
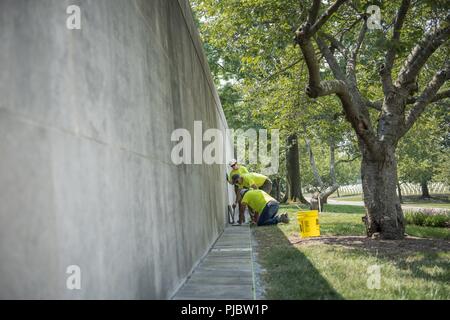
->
[253,204,450,299]
[330,194,450,210]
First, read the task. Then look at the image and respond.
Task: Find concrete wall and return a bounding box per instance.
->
[0,0,233,299]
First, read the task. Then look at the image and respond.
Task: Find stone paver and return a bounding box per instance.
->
[173,225,254,300]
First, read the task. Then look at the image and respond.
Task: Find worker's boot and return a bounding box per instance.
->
[279,213,289,224]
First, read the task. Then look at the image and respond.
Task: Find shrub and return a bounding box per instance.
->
[424,215,449,228]
[405,212,425,226]
[404,211,450,228]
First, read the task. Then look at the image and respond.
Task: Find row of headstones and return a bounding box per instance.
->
[336,182,449,196]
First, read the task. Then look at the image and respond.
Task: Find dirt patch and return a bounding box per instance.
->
[288,234,450,254]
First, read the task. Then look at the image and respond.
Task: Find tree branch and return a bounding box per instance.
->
[295,1,349,94]
[316,35,378,148]
[296,36,322,90]
[335,154,361,166]
[380,0,411,94]
[296,0,380,156]
[309,0,349,36]
[307,79,348,97]
[337,14,363,43]
[401,62,450,136]
[329,139,337,185]
[351,17,367,62]
[307,0,321,27]
[296,0,349,40]
[364,98,382,111]
[261,59,302,83]
[319,31,349,58]
[397,14,450,92]
[347,16,368,85]
[316,36,346,81]
[406,88,450,104]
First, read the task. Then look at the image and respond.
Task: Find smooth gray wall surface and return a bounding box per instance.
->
[0,0,232,299]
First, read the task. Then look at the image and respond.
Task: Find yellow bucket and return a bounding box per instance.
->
[297,210,320,238]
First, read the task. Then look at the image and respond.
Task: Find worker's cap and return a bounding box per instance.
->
[231,174,241,184]
[229,159,238,167]
[240,189,248,197]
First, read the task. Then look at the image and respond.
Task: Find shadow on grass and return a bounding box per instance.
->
[254,207,450,299]
[252,225,344,300]
[402,194,450,204]
[322,204,365,214]
[394,251,450,284]
[291,235,450,284]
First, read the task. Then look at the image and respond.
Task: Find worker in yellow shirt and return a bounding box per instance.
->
[227,159,249,184]
[227,159,249,224]
[231,172,272,194]
[240,189,289,226]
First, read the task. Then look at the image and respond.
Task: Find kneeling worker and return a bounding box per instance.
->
[240,189,289,226]
[232,172,272,194]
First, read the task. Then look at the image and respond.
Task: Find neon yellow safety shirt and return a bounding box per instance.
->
[239,173,268,189]
[228,165,249,183]
[241,189,275,214]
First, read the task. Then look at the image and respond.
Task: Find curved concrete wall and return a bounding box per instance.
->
[0,0,232,299]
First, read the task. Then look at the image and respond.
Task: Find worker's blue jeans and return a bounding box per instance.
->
[257,201,280,226]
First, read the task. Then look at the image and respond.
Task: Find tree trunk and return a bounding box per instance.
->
[281,177,289,204]
[421,180,431,199]
[361,144,405,239]
[397,181,403,204]
[321,139,339,204]
[271,177,281,201]
[286,134,308,204]
[305,138,324,187]
[320,184,339,204]
[305,138,339,204]
[310,193,320,211]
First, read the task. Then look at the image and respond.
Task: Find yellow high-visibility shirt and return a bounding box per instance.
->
[228,165,249,183]
[239,173,268,189]
[241,189,275,214]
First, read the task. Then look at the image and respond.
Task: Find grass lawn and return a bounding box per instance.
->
[252,204,450,299]
[331,194,450,210]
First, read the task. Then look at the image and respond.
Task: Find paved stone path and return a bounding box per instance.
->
[173,225,255,300]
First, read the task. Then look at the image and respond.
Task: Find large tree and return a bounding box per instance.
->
[192,0,449,239]
[295,0,449,239]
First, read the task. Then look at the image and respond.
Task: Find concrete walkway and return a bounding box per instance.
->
[173,225,254,300]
